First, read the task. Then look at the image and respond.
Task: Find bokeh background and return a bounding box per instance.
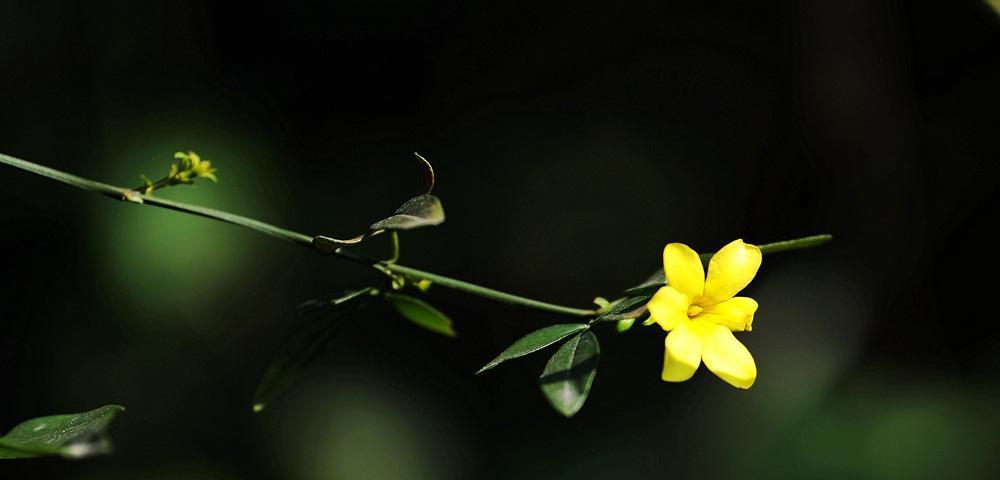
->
[2,1,999,478]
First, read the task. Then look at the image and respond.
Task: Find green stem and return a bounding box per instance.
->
[138,195,314,247]
[0,152,314,248]
[696,235,833,264]
[0,151,594,316]
[388,231,401,263]
[758,234,833,255]
[380,263,597,317]
[1,151,831,320]
[0,152,129,198]
[328,248,594,316]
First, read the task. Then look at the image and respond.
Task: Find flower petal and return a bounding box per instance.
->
[663,243,705,299]
[646,286,690,331]
[700,322,756,388]
[698,297,758,332]
[661,322,703,382]
[703,239,761,304]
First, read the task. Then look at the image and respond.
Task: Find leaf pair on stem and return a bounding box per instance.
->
[478,323,598,417]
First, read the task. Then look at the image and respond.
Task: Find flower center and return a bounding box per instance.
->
[686,304,703,318]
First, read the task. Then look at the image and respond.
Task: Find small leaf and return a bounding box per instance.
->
[311,155,449,255]
[593,295,651,322]
[295,287,376,322]
[620,282,664,297]
[621,268,669,297]
[312,195,446,255]
[0,405,125,460]
[252,288,374,412]
[476,323,589,374]
[538,332,600,417]
[383,292,455,337]
[369,194,445,231]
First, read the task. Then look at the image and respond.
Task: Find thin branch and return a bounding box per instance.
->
[0,152,313,247]
[0,151,595,316]
[382,263,597,317]
[1,151,831,320]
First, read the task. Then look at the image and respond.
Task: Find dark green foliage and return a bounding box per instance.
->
[477,324,590,374]
[538,332,600,417]
[252,288,375,413]
[384,292,455,337]
[0,405,124,460]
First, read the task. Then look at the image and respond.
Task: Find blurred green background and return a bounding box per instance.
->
[2,1,999,478]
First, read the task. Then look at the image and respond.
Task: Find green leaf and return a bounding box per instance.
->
[369,194,445,231]
[476,323,589,374]
[252,288,374,413]
[538,332,600,417]
[0,405,125,460]
[621,269,668,297]
[620,283,663,297]
[295,287,376,322]
[312,194,446,255]
[383,292,455,337]
[593,295,650,322]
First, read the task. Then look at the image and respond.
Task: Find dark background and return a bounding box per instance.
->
[2,1,999,478]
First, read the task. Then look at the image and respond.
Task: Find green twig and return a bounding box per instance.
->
[0,152,313,248]
[138,194,314,247]
[697,234,833,263]
[381,263,597,317]
[1,151,831,319]
[0,152,129,199]
[388,231,401,263]
[0,151,594,316]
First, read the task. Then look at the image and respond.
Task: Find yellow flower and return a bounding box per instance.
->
[175,151,218,183]
[646,239,761,388]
